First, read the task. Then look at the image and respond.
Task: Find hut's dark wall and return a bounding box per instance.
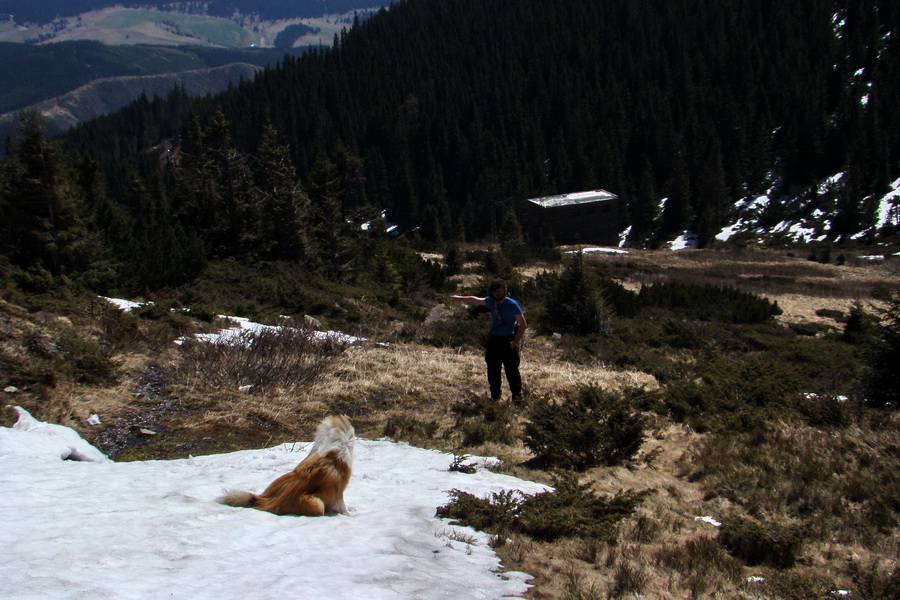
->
[521,199,619,245]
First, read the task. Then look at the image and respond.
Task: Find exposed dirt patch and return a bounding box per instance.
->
[87,365,194,459]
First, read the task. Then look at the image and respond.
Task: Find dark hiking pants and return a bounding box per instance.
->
[485,334,522,400]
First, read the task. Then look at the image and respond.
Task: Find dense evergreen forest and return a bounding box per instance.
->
[0,0,385,25]
[2,0,899,293]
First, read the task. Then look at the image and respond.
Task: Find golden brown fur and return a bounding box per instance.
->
[219,415,354,516]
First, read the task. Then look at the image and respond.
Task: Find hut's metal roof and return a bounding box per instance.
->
[525,189,618,208]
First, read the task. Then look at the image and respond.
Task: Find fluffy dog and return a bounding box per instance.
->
[219,415,354,516]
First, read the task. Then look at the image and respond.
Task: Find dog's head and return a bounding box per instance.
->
[312,415,355,464]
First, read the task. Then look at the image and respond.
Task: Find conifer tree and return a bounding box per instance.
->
[123,174,204,289]
[0,112,99,278]
[500,205,524,243]
[253,122,309,261]
[542,250,608,335]
[305,152,349,275]
[173,108,255,257]
[694,138,729,246]
[858,293,900,407]
[660,151,692,239]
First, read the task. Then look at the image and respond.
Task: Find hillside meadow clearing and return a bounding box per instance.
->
[2,245,898,599]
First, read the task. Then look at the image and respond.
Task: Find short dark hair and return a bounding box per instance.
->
[488,279,507,295]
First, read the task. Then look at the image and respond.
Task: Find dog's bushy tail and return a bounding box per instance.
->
[218,489,258,508]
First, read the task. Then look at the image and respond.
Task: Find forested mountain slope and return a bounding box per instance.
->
[3,0,899,293]
[61,0,900,249]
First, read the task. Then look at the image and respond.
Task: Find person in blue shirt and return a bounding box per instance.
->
[450,279,528,402]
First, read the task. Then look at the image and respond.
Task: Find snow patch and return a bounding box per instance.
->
[1,410,549,599]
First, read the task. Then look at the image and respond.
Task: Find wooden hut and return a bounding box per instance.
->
[520,189,620,245]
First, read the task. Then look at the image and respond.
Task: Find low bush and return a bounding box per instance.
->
[382,415,440,442]
[55,328,119,385]
[789,321,835,336]
[450,395,518,447]
[436,472,651,542]
[523,386,645,469]
[660,341,857,431]
[608,348,690,384]
[416,312,485,350]
[597,277,641,318]
[173,324,345,393]
[638,281,782,324]
[718,515,806,569]
[458,420,517,447]
[843,300,878,345]
[816,308,847,323]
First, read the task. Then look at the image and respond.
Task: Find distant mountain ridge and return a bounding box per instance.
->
[0,2,385,147]
[0,41,303,113]
[0,1,385,26]
[0,62,262,140]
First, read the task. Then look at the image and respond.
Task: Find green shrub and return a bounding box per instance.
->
[718,516,806,568]
[540,251,610,335]
[55,328,118,385]
[843,300,878,344]
[660,352,819,430]
[437,488,521,536]
[448,454,478,474]
[382,415,440,442]
[523,386,645,469]
[660,317,717,351]
[789,321,835,336]
[608,349,690,384]
[597,277,641,318]
[638,281,781,324]
[418,313,485,349]
[186,303,218,323]
[816,308,847,323]
[458,420,517,447]
[134,303,168,320]
[436,472,651,541]
[451,395,518,447]
[476,248,520,292]
[794,393,855,428]
[442,245,463,276]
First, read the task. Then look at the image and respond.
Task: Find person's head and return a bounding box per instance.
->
[488,279,508,301]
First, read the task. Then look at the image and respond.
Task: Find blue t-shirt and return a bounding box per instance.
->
[485,297,523,337]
